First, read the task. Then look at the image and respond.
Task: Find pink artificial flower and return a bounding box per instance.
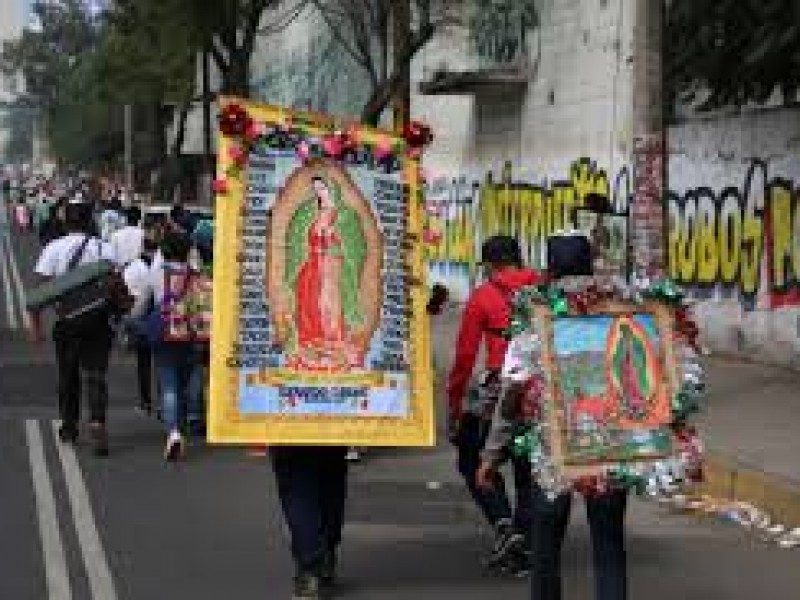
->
[374,138,393,161]
[297,141,311,161]
[228,144,246,166]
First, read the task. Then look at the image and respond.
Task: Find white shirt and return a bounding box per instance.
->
[122,256,153,299]
[110,226,144,266]
[130,260,192,318]
[99,209,125,241]
[35,233,116,277]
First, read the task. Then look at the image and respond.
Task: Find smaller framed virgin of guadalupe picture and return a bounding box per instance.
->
[534,300,680,481]
[208,99,434,447]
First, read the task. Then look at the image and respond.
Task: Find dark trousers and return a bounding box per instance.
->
[530,485,628,600]
[456,413,532,533]
[270,446,348,571]
[53,322,113,427]
[135,339,153,409]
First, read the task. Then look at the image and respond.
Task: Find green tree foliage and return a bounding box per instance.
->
[94,0,196,105]
[0,1,115,167]
[666,0,800,112]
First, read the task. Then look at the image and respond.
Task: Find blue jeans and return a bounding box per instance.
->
[529,484,628,600]
[155,344,203,432]
[456,413,532,534]
[270,446,348,570]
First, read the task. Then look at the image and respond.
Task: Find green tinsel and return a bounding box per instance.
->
[642,279,684,305]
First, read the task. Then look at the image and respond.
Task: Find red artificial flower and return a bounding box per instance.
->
[422,227,442,245]
[403,120,434,151]
[212,178,229,195]
[244,119,263,142]
[219,103,251,137]
[322,134,345,159]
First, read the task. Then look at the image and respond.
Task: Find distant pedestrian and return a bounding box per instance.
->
[38,197,68,246]
[110,206,144,266]
[29,202,118,457]
[98,196,125,242]
[122,234,159,414]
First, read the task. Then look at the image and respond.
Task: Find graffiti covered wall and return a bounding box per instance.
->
[425,158,631,300]
[668,107,800,368]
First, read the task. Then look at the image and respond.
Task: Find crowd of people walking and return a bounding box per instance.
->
[5,173,667,600]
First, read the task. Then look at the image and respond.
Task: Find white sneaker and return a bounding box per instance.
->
[164,430,184,461]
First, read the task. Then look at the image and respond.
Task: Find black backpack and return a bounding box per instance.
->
[57,236,133,333]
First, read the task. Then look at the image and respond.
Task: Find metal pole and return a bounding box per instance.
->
[202,49,213,206]
[124,103,134,195]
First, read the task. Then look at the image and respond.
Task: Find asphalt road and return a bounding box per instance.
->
[2,215,800,600]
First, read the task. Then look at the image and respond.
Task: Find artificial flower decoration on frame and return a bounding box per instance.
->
[215,101,435,195]
[219,103,252,137]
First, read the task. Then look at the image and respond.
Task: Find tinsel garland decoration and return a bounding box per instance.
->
[506,277,707,499]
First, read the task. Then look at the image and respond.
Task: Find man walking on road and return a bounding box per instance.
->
[271,445,349,599]
[29,202,117,456]
[447,235,544,574]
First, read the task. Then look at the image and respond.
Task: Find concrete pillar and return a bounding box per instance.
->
[630,0,666,278]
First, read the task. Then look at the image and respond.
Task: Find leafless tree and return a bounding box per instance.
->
[310,0,461,125]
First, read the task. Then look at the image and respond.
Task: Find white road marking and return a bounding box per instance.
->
[50,421,118,600]
[0,230,18,329]
[2,230,30,328]
[24,419,73,600]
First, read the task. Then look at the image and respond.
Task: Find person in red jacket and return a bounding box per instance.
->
[448,234,545,575]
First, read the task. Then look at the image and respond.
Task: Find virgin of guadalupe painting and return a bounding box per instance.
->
[266,160,383,373]
[541,306,677,470]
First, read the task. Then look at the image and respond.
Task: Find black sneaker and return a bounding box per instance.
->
[498,547,531,579]
[292,570,324,599]
[58,423,78,444]
[88,423,109,458]
[320,549,337,588]
[484,519,526,570]
[135,401,152,415]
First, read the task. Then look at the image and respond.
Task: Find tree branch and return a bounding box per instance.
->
[311,0,376,79]
[361,20,435,123]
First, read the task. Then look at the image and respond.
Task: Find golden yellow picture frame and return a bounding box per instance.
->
[208,98,434,446]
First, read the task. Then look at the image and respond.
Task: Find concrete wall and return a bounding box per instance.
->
[416,0,635,178]
[667,107,800,369]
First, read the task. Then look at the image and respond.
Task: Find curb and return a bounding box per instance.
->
[701,452,800,527]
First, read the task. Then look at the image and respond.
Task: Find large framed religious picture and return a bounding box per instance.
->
[208,98,434,446]
[534,301,680,480]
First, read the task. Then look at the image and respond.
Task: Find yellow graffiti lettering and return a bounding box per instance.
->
[739,189,763,296]
[667,197,682,280]
[793,194,800,283]
[696,195,718,283]
[677,199,698,282]
[770,185,793,289]
[718,195,742,285]
[570,159,610,204]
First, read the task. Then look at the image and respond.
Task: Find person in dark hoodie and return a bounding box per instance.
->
[447,234,545,575]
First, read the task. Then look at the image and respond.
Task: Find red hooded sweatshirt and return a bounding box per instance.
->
[447,267,544,418]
